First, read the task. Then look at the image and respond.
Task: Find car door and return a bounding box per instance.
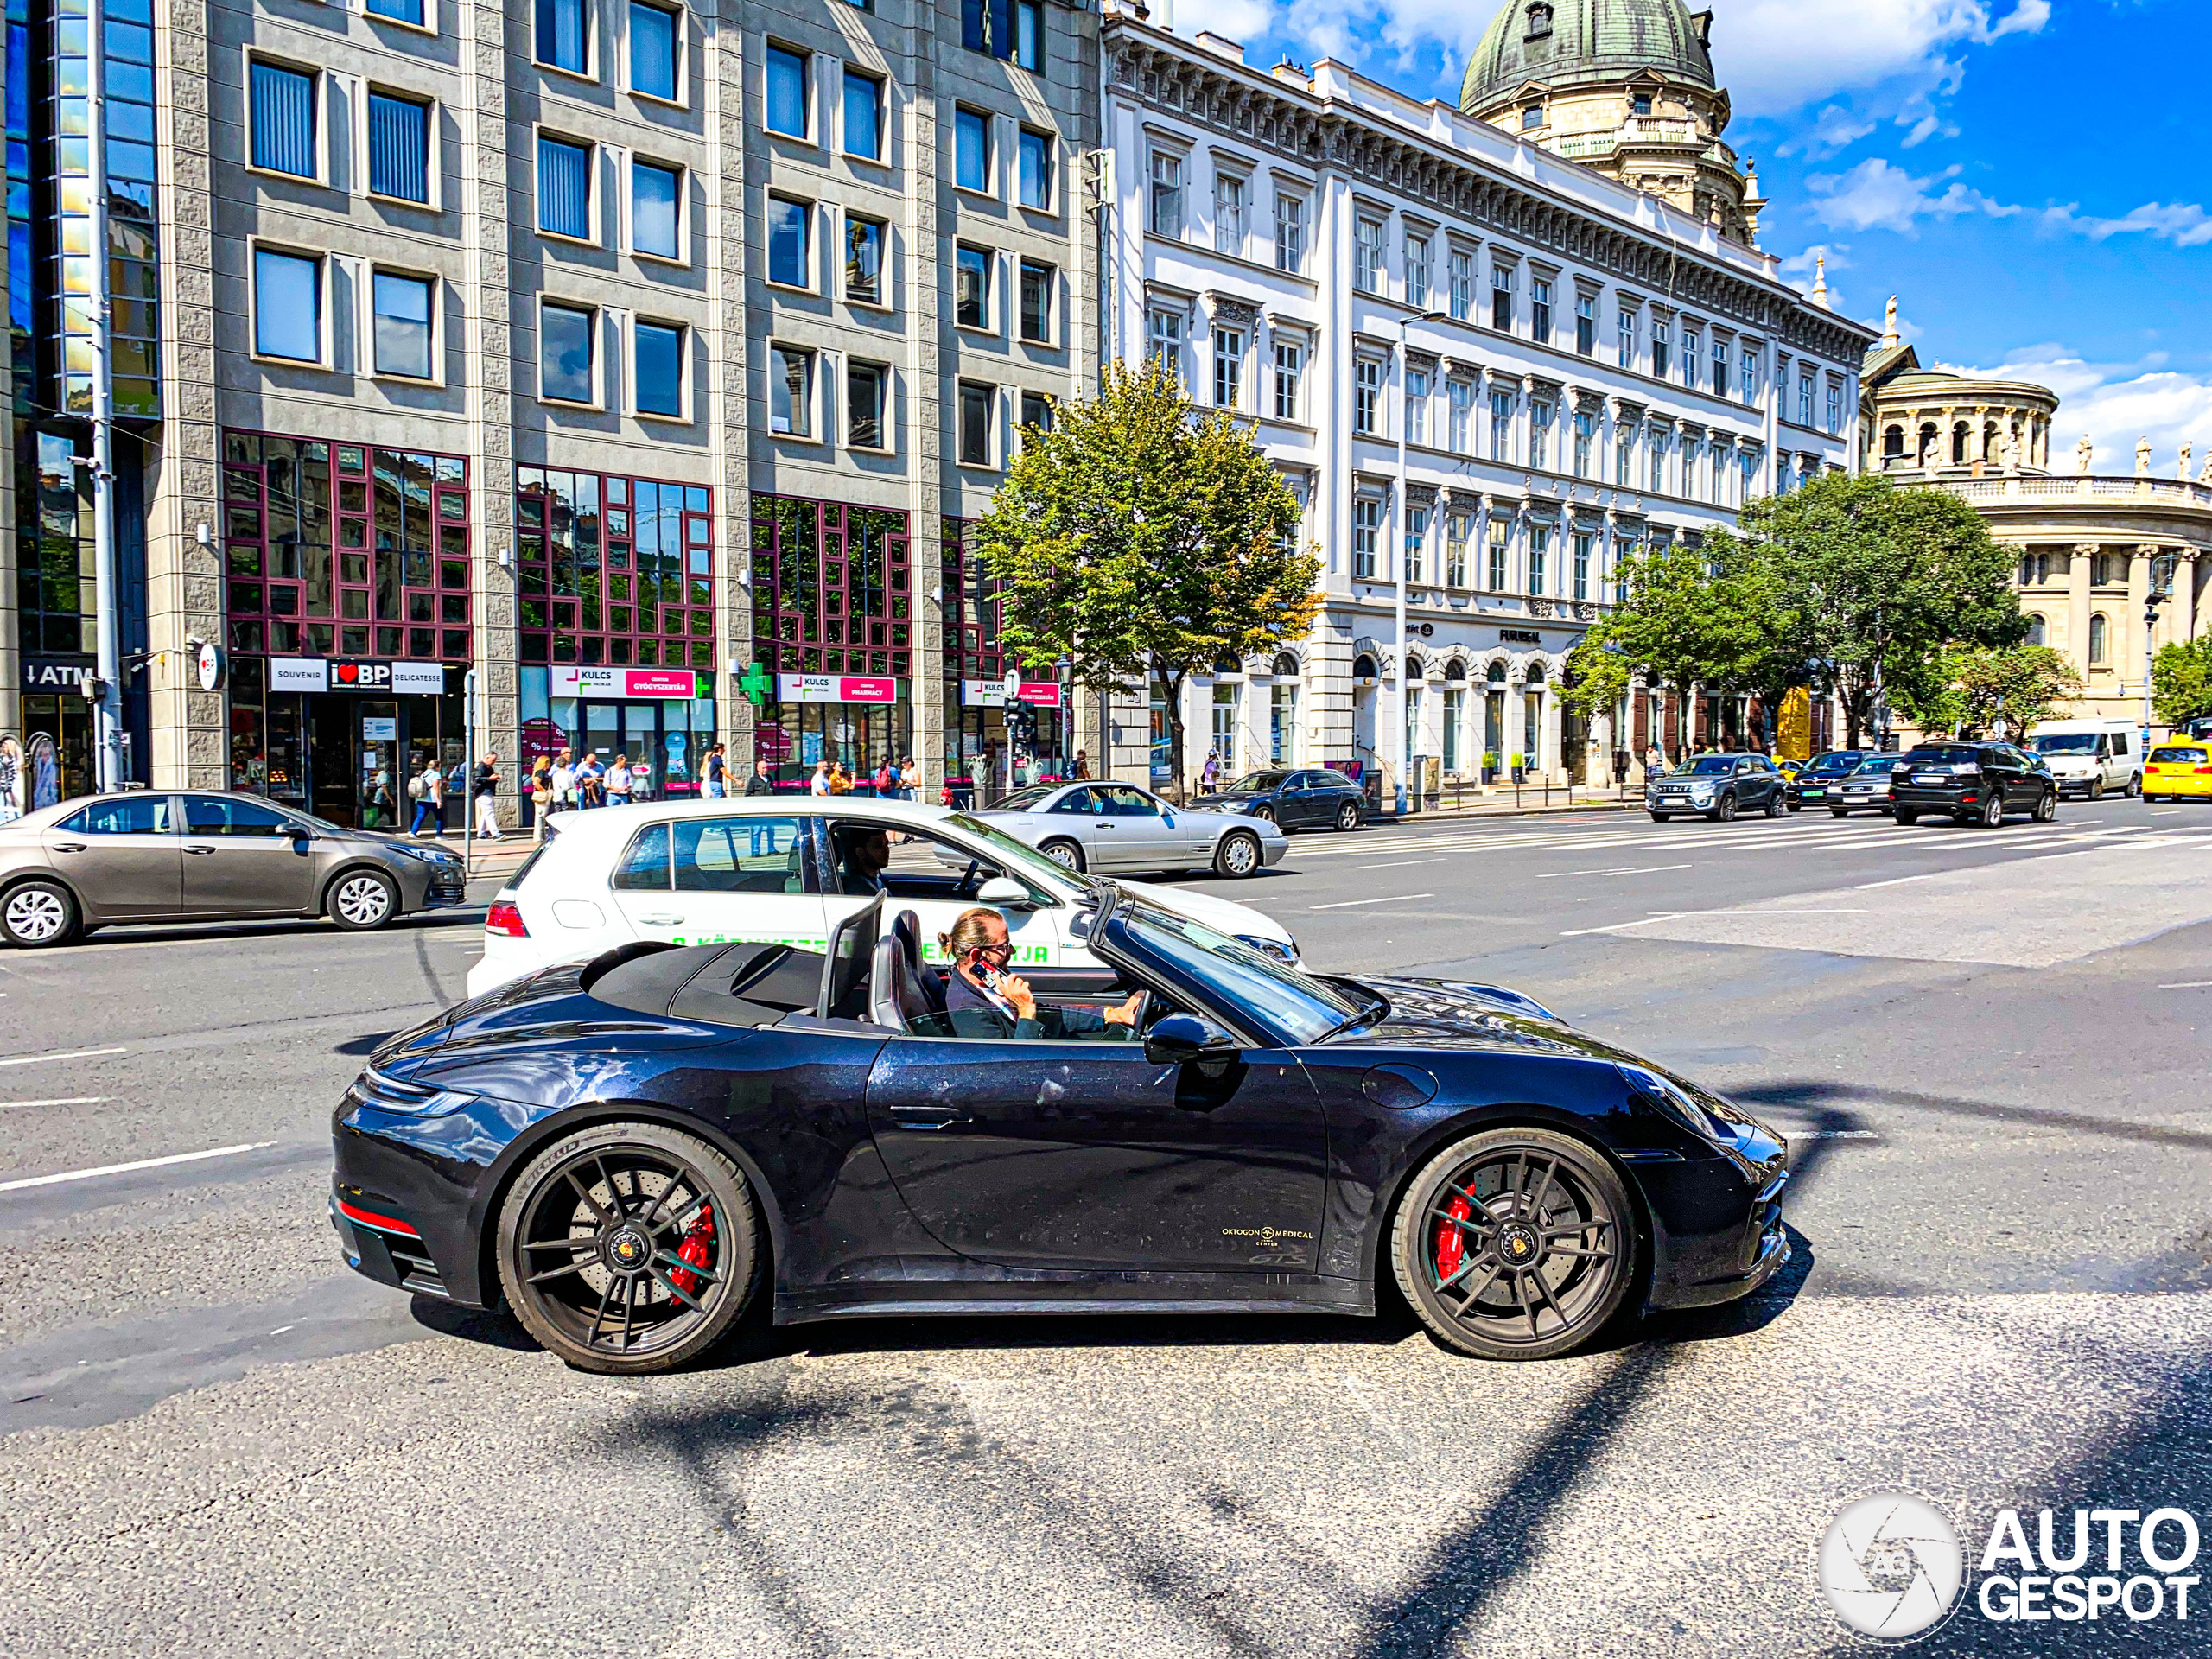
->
[1280,772,1319,826]
[1090,785,1188,871]
[178,794,321,914]
[41,794,181,921]
[606,812,829,952]
[863,1028,1330,1273]
[1043,785,1114,868]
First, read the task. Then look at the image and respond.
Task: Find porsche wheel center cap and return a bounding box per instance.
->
[604,1225,651,1271]
[1496,1223,1540,1267]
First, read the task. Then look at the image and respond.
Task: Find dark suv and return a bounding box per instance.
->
[1889,742,2058,828]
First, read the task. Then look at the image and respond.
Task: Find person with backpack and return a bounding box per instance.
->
[409,758,443,836]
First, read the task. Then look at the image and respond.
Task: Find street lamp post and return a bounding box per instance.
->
[2142,551,2178,746]
[1393,310,1447,816]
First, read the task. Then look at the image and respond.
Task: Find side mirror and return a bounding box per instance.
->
[1144,1012,1240,1066]
[289,830,312,852]
[976,874,1038,910]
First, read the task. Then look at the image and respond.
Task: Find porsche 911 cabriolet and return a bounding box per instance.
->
[332,889,1791,1372]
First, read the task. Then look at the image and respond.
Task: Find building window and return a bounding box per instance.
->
[372,271,434,378]
[1528,525,1548,595]
[1216,173,1246,254]
[1529,400,1553,471]
[1648,429,1669,493]
[1681,327,1700,388]
[1738,447,1760,500]
[1447,379,1473,453]
[766,196,810,288]
[2019,551,2052,586]
[956,245,991,328]
[1354,218,1383,295]
[2092,552,2117,586]
[1575,293,1596,356]
[769,344,813,435]
[1572,530,1592,600]
[1272,340,1300,422]
[958,382,994,466]
[955,106,991,193]
[1651,318,1670,379]
[537,0,591,75]
[1147,308,1184,388]
[842,67,883,161]
[1617,308,1637,370]
[1530,276,1552,344]
[1445,514,1469,588]
[1615,423,1635,485]
[1020,390,1053,435]
[632,160,682,259]
[253,248,321,362]
[1797,371,1815,426]
[1740,343,1760,404]
[1354,356,1382,435]
[847,360,887,449]
[1148,149,1184,236]
[1405,505,1428,583]
[521,465,713,671]
[366,92,429,203]
[1711,337,1728,397]
[1572,408,1595,477]
[629,2,679,101]
[539,302,596,403]
[1020,259,1053,343]
[1486,518,1509,590]
[1406,234,1430,309]
[1489,387,1514,461]
[367,0,425,22]
[765,45,809,137]
[634,321,683,417]
[844,215,884,302]
[1015,0,1044,70]
[1406,366,1428,445]
[757,494,906,686]
[1274,192,1305,271]
[1449,248,1474,321]
[1213,327,1243,410]
[1522,104,1542,130]
[250,61,317,179]
[2088,612,2108,664]
[2027,613,2046,646]
[1351,497,1381,579]
[537,135,594,239]
[1491,262,1513,332]
[1631,90,1653,115]
[1827,381,1843,435]
[1018,129,1052,208]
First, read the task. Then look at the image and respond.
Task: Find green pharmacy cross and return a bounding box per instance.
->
[738,662,775,706]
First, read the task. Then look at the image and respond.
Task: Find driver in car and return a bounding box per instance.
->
[836,827,893,895]
[939,908,1144,1041]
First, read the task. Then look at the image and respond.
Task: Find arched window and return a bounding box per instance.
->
[1524,2,1554,39]
[1525,660,1546,685]
[1270,651,1300,677]
[1916,423,1938,463]
[1883,424,1905,460]
[1951,423,1969,465]
[2027,613,2047,647]
[1352,652,1378,681]
[2088,613,2108,664]
[1983,423,1999,463]
[1405,655,1425,683]
[1487,660,1507,684]
[1443,659,1466,683]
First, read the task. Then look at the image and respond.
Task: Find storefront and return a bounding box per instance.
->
[18,655,97,808]
[753,672,910,789]
[229,655,462,828]
[539,664,716,798]
[950,674,1066,804]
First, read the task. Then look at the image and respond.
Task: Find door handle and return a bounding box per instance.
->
[53,842,86,853]
[1094,820,1114,828]
[636,912,684,925]
[889,1106,975,1130]
[184,844,217,855]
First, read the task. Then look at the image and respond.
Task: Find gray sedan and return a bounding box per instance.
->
[969,781,1288,878]
[0,790,468,947]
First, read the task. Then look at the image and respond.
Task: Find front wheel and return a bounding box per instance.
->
[1247,804,1275,825]
[1039,838,1085,873]
[1764,794,1783,818]
[1649,812,1669,823]
[1335,801,1361,831]
[1213,830,1262,878]
[495,1121,762,1375]
[2034,787,2057,823]
[327,869,398,931]
[1710,793,1738,823]
[1895,808,1920,825]
[1,879,79,948]
[2089,777,2105,802]
[1830,807,1850,818]
[1392,1127,1637,1362]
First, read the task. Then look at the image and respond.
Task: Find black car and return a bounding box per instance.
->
[1888,741,2057,827]
[1192,767,1370,830]
[333,890,1790,1372]
[1645,753,1787,821]
[1784,750,1877,812]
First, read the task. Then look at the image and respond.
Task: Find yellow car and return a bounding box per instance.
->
[2144,743,2212,800]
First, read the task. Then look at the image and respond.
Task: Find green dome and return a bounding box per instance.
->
[1459,0,1716,116]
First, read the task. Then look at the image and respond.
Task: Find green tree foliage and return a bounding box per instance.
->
[1894,645,2085,739]
[2151,634,2212,730]
[972,362,1319,796]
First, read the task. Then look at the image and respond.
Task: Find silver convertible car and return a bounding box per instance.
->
[970,780,1287,878]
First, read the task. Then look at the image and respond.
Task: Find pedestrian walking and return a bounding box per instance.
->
[366,763,394,830]
[810,760,831,797]
[873,756,895,798]
[606,753,633,806]
[1643,741,1663,781]
[530,757,554,837]
[1072,749,1090,781]
[408,757,442,836]
[899,756,918,800]
[1201,749,1222,791]
[472,751,502,839]
[746,757,776,797]
[702,743,728,799]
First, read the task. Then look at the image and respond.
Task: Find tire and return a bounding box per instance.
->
[1248,804,1275,825]
[1710,793,1738,823]
[1,879,79,948]
[2126,772,2141,799]
[495,1120,762,1376]
[1649,812,1669,823]
[1978,790,2005,829]
[2089,777,2105,802]
[2033,786,2057,823]
[1335,801,1361,832]
[1764,793,1783,818]
[1213,830,1262,879]
[1391,1126,1638,1362]
[327,868,398,931]
[1039,838,1085,874]
[1895,808,1919,825]
[1787,802,1802,813]
[1830,807,1850,818]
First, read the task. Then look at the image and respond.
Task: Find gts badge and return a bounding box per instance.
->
[1223,1225,1315,1250]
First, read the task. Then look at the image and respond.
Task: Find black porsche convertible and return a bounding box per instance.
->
[332,889,1791,1373]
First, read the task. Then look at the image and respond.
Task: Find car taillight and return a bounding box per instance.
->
[2197,766,2212,775]
[485,900,529,938]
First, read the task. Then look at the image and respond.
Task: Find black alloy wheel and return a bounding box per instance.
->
[1039,838,1085,873]
[496,1122,761,1375]
[1,878,79,948]
[1393,1127,1637,1362]
[1335,800,1361,831]
[1710,792,1738,823]
[1213,830,1262,878]
[2034,786,2057,823]
[1764,792,1783,818]
[1977,790,2005,829]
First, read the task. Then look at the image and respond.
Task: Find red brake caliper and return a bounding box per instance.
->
[1434,1192,1474,1282]
[668,1203,715,1298]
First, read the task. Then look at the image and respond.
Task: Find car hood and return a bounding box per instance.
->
[1116,876,1294,946]
[1328,975,1588,1046]
[1191,791,1261,807]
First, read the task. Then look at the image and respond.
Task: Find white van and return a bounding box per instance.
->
[2026,718,2143,800]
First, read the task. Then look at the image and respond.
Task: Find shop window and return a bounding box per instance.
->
[753,493,912,682]
[518,465,714,669]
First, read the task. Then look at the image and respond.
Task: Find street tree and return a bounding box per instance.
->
[972,361,1318,797]
[1893,644,2085,740]
[2151,634,2212,730]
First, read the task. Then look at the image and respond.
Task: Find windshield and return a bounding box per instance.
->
[1221,771,1290,792]
[1808,752,1865,775]
[1681,756,1738,776]
[942,812,1090,894]
[1114,903,1365,1046]
[2151,747,2207,764]
[2031,734,2098,754]
[989,785,1063,811]
[1903,747,1980,766]
[1852,756,1906,774]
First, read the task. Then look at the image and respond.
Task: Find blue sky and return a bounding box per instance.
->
[1166,0,2212,472]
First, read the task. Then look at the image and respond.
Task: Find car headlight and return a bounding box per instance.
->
[357,1063,478,1117]
[1236,932,1298,965]
[391,844,458,867]
[1617,1063,1732,1142]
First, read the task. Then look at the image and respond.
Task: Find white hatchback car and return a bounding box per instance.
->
[467,796,1301,997]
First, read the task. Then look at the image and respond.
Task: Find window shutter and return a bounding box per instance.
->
[251,64,316,178]
[368,94,428,203]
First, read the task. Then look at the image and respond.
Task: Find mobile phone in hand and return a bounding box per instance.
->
[973,955,1005,990]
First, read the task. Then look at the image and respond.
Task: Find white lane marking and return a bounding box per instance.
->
[2158,981,2212,990]
[1357,859,1445,870]
[1310,893,1437,911]
[0,1096,111,1111]
[270,1325,295,1337]
[1535,864,1692,879]
[0,1046,126,1069]
[0,1141,276,1193]
[2152,809,2181,816]
[1789,1130,1881,1141]
[1558,907,1866,938]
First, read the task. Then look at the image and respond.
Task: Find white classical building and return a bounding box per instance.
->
[1098,4,1874,794]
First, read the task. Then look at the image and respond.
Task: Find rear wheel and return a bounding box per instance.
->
[2126,772,2141,798]
[1392,1127,1637,1362]
[1895,808,1920,825]
[1978,790,2005,828]
[1335,800,1361,831]
[1,879,79,948]
[496,1121,761,1375]
[2033,786,2057,823]
[1213,830,1262,878]
[1039,838,1085,873]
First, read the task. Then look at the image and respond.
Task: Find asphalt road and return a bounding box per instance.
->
[3,795,2210,1656]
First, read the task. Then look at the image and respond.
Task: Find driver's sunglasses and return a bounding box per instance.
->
[975,941,1014,963]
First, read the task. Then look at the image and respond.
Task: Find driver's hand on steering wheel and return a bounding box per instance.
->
[1103,992,1146,1027]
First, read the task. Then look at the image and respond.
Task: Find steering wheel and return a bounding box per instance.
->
[1115,988,1152,1040]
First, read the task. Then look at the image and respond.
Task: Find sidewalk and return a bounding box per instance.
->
[1378,791,1636,821]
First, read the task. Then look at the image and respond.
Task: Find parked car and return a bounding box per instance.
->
[972,780,1288,876]
[1889,741,2058,827]
[1645,753,1786,822]
[466,796,1300,997]
[337,887,1790,1373]
[0,790,467,948]
[2144,742,2212,801]
[1189,767,1371,831]
[2027,718,2142,800]
[1784,750,1875,811]
[1827,754,1909,817]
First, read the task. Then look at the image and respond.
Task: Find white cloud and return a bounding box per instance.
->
[2038,200,2212,250]
[1173,0,1279,48]
[1781,105,1878,158]
[1947,346,2212,475]
[1806,157,2018,234]
[1702,1,2047,117]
